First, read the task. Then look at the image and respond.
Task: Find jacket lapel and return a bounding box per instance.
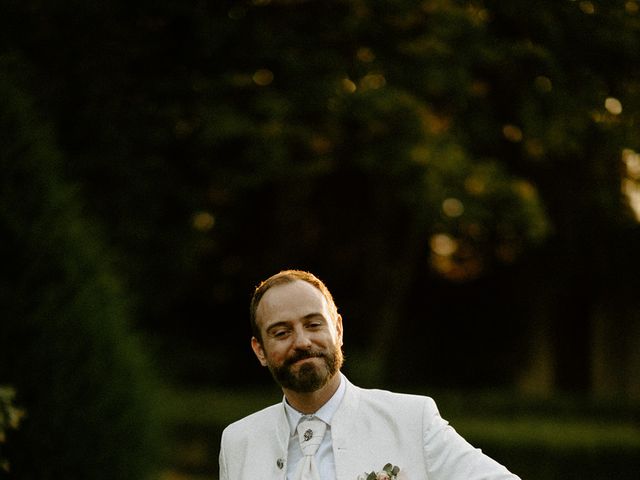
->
[274,398,290,476]
[331,379,363,480]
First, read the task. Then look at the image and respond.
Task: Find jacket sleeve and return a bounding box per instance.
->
[219,429,229,480]
[422,397,521,480]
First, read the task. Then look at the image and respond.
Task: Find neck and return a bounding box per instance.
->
[283,373,341,414]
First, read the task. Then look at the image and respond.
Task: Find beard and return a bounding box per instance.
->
[267,345,343,393]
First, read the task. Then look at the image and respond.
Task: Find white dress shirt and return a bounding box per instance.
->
[284,374,346,480]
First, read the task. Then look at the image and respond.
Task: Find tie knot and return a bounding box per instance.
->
[296,418,326,456]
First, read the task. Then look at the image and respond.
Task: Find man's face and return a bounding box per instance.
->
[251,280,343,393]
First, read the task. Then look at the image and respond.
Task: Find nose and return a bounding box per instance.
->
[292,327,313,350]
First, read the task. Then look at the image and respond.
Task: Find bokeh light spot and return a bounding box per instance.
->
[356,47,375,63]
[465,176,486,195]
[360,73,386,90]
[534,76,553,92]
[252,69,274,86]
[442,198,464,217]
[192,211,216,232]
[470,80,490,97]
[605,97,622,115]
[341,78,357,93]
[430,233,458,256]
[579,1,596,14]
[622,149,640,221]
[310,135,333,154]
[623,149,640,179]
[525,139,545,158]
[503,124,523,142]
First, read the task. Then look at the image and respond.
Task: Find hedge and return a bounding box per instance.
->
[0,53,162,479]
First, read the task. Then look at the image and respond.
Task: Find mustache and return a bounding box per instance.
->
[285,350,325,366]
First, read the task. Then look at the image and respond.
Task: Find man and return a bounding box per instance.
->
[219,270,521,480]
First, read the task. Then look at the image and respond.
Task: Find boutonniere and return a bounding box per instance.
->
[358,463,401,480]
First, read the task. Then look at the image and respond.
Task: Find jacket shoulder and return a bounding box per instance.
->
[221,402,282,442]
[356,385,438,413]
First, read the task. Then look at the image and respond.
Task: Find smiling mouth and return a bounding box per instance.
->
[287,352,324,366]
[295,357,317,364]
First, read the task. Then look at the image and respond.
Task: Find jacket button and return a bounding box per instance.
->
[277,458,285,469]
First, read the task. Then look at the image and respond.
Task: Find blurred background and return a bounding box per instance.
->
[1,0,640,479]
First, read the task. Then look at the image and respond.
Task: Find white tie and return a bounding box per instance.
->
[294,418,326,480]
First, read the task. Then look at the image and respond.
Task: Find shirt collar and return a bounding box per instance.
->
[283,373,346,435]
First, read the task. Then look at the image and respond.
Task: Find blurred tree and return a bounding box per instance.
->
[2,0,640,397]
[176,0,550,383]
[462,0,640,396]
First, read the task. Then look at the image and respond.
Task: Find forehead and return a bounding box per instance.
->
[256,280,329,326]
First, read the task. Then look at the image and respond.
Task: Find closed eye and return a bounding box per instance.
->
[266,322,292,339]
[306,319,325,329]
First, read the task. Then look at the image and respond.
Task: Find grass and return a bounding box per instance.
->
[156,385,282,427]
[453,415,640,450]
[156,385,640,479]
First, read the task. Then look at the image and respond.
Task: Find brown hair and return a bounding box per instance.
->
[250,270,339,343]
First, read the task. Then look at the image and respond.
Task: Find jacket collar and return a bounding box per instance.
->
[283,373,347,435]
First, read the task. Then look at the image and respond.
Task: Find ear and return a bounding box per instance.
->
[251,336,268,366]
[336,314,344,347]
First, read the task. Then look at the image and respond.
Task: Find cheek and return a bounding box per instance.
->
[263,344,288,364]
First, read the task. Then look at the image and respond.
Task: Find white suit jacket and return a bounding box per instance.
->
[219,377,520,480]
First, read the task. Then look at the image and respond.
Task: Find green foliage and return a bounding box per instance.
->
[0,56,162,479]
[2,0,640,391]
[0,386,25,474]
